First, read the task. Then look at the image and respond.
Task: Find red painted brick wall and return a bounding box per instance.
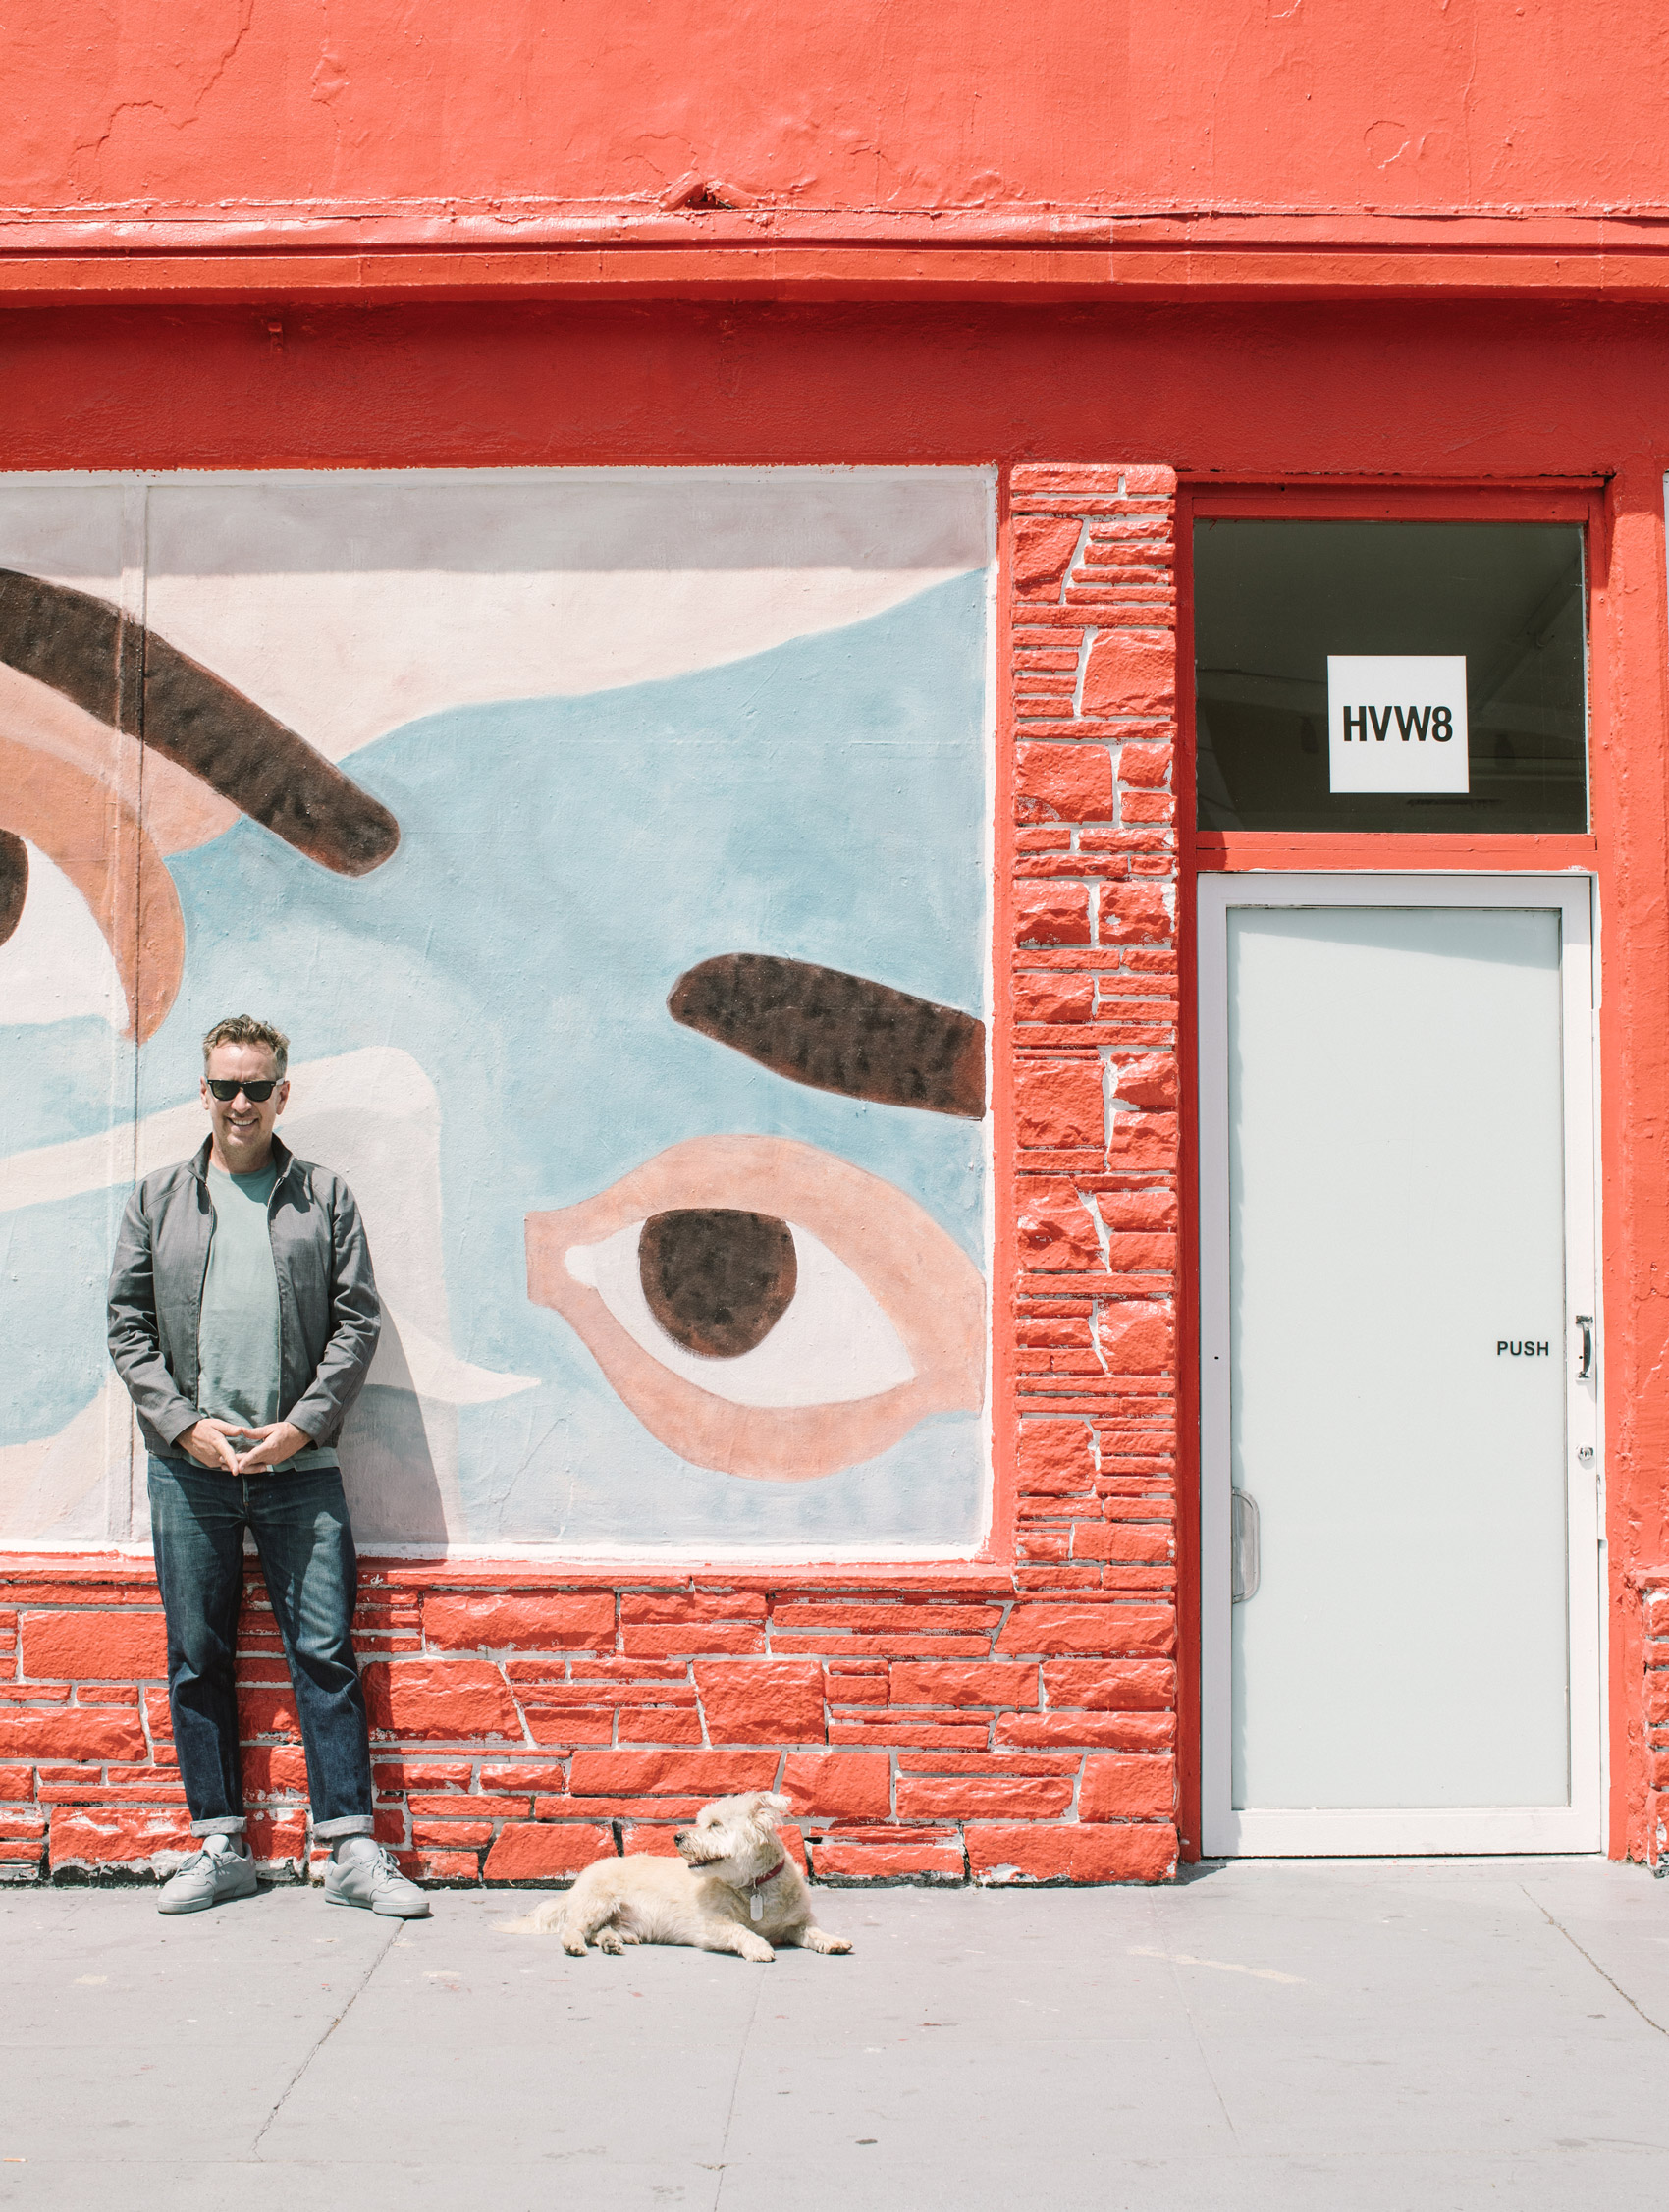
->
[1633,1568,1669,1871]
[0,462,1183,1890]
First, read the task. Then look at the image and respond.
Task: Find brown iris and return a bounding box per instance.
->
[638,1209,797,1359]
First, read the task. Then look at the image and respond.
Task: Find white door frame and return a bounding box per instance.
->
[1197,873,1602,1857]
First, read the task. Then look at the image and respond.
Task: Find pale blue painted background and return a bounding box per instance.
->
[0,573,990,1547]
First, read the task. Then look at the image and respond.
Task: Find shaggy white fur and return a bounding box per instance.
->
[499,1790,852,1964]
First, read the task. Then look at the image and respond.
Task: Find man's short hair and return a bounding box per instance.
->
[201,1015,290,1078]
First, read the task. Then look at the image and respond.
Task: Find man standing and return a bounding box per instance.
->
[108,1015,429,1919]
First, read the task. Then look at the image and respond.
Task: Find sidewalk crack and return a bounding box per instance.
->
[1523,1885,1669,2037]
[249,1914,404,2157]
[707,1967,767,2211]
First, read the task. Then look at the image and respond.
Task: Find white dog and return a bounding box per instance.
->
[501,1791,851,1964]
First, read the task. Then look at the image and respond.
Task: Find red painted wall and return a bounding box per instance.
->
[9,0,1669,223]
[3,0,1667,1878]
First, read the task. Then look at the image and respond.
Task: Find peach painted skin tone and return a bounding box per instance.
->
[526,1135,985,1481]
[178,1042,315,1480]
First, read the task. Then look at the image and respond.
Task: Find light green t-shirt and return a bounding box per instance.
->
[195,1161,336,1473]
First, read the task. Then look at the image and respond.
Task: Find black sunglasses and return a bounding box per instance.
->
[206,1078,281,1103]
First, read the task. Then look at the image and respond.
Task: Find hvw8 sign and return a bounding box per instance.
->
[1326,655,1470,794]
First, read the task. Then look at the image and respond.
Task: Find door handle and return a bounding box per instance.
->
[1231,1489,1260,1602]
[1575,1315,1593,1381]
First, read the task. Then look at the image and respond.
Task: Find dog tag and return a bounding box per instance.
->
[750,1893,763,1921]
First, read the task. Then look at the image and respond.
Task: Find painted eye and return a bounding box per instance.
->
[526,1134,984,1482]
[565,1209,914,1408]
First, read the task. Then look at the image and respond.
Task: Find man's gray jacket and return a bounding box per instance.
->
[107,1135,381,1459]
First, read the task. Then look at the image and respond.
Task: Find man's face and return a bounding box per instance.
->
[200,1043,289,1155]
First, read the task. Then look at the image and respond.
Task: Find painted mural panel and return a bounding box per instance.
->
[0,469,993,1554]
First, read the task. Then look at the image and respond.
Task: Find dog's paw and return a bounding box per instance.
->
[738,1937,776,1963]
[819,1936,853,1954]
[596,1929,626,1955]
[562,1938,589,1958]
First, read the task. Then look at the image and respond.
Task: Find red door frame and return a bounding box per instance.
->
[1172,476,1612,1861]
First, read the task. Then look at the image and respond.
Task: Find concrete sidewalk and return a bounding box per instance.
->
[1,1858,1666,2210]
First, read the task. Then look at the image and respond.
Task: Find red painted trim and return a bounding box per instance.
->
[1198,836,1600,874]
[1173,497,1203,1862]
[988,466,1017,1567]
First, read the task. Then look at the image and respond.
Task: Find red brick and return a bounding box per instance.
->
[696,1662,825,1744]
[0,1767,34,1801]
[479,1762,572,1793]
[823,1669,890,1704]
[1098,1188,1178,1230]
[1014,975,1094,1024]
[1101,1232,1176,1272]
[889,1663,1039,1709]
[371,1756,476,1790]
[1017,1418,1097,1490]
[996,1604,1175,1657]
[1073,1521,1172,1564]
[1100,886,1171,946]
[1647,1674,1669,1727]
[898,1776,1074,1819]
[619,1824,685,1857]
[811,1839,965,1881]
[0,1709,146,1762]
[50,1805,194,1868]
[483,1822,614,1881]
[620,1591,767,1624]
[1098,1302,1174,1375]
[240,1744,310,1798]
[238,1686,299,1738]
[1105,1110,1178,1171]
[1017,1182,1103,1274]
[569,1750,778,1797]
[77,1686,141,1706]
[1015,1061,1103,1151]
[1106,1052,1177,1110]
[1014,884,1092,948]
[1015,743,1113,824]
[422,1593,616,1652]
[0,1685,71,1703]
[781,1752,891,1821]
[1012,514,1082,597]
[966,1821,1176,1883]
[407,1793,532,1820]
[535,1794,705,1820]
[245,1810,308,1867]
[1080,1754,1177,1820]
[997,1712,1175,1750]
[828,1719,990,1749]
[413,1816,494,1847]
[622,1625,767,1657]
[1081,631,1175,718]
[1121,789,1174,825]
[520,1706,614,1746]
[619,1705,704,1745]
[1041,1659,1176,1709]
[567,1658,696,1682]
[411,1851,481,1881]
[21,1611,169,1680]
[1118,741,1171,788]
[362,1661,521,1742]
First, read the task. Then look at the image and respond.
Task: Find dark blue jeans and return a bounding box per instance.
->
[147,1457,375,1841]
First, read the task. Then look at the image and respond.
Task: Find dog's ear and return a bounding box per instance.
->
[758,1791,793,1821]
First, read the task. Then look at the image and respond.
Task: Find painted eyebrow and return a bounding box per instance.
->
[0,828,24,949]
[0,569,399,876]
[668,952,986,1119]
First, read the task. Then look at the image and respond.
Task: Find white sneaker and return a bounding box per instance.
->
[156,1836,258,1915]
[324,1841,431,1918]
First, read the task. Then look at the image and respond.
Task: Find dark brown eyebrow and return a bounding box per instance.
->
[0,829,25,949]
[0,569,399,876]
[668,953,986,1119]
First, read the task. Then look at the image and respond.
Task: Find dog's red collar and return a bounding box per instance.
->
[750,1856,788,1890]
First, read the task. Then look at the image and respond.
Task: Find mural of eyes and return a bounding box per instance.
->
[0,570,399,1039]
[527,1136,984,1482]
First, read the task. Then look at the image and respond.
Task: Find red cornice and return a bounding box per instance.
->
[7,208,1669,305]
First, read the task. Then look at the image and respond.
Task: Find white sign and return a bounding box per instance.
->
[1327,655,1469,794]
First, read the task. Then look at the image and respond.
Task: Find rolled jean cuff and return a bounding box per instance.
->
[312,1814,375,1840]
[189,1815,247,1837]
